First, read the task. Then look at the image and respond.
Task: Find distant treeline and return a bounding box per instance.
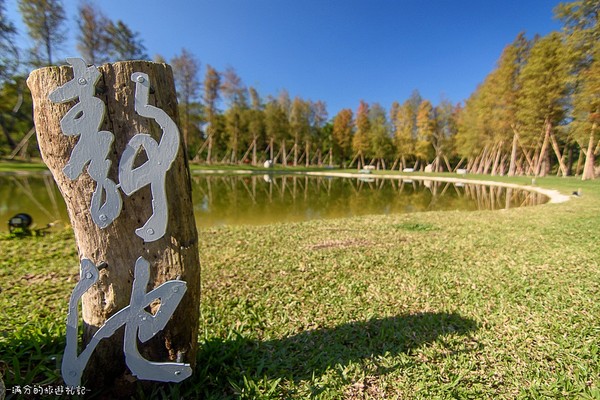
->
[0,0,598,179]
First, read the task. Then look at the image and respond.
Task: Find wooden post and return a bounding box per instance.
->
[27,61,201,389]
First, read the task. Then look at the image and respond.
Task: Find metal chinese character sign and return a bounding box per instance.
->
[42,58,193,386]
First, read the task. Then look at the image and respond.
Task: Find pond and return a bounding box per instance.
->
[0,172,548,232]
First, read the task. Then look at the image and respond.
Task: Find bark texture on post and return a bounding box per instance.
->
[27,61,200,389]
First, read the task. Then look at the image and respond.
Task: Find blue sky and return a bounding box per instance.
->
[6,0,563,116]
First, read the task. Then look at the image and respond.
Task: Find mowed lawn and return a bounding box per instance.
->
[1,173,599,399]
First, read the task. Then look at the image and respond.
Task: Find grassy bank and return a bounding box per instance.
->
[1,174,599,399]
[0,160,48,173]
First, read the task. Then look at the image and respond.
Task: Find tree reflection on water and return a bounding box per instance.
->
[0,173,547,231]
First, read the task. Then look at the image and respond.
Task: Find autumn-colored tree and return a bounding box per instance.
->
[172,48,201,152]
[18,0,66,66]
[571,42,600,180]
[455,88,486,163]
[332,108,354,165]
[393,100,418,170]
[516,32,569,176]
[556,0,600,179]
[415,100,436,165]
[352,100,371,168]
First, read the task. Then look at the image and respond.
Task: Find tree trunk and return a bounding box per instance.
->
[27,61,201,389]
[305,142,310,168]
[582,123,597,180]
[281,140,287,166]
[549,130,568,177]
[566,144,574,176]
[508,131,518,176]
[491,141,503,176]
[0,121,17,150]
[207,135,213,164]
[535,120,551,176]
[293,141,298,166]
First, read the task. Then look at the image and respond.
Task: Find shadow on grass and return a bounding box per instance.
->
[194,312,478,397]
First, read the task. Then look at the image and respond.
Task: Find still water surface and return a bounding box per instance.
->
[0,172,548,231]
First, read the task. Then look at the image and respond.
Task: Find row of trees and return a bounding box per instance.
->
[455,1,599,180]
[0,0,598,179]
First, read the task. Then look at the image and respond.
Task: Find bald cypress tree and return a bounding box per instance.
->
[352,100,371,169]
[105,20,147,61]
[76,2,111,65]
[332,108,354,165]
[556,0,600,179]
[416,100,436,167]
[393,100,417,170]
[221,67,248,164]
[516,32,569,176]
[18,0,66,67]
[202,65,220,164]
[571,42,600,180]
[172,48,201,152]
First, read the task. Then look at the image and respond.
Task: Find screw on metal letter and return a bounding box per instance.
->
[62,258,191,387]
[49,58,122,228]
[118,72,180,242]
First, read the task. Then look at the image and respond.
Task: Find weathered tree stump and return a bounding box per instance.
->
[27,61,200,390]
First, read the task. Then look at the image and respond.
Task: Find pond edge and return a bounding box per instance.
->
[193,169,570,204]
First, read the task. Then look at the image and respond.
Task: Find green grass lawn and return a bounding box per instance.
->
[1,173,599,399]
